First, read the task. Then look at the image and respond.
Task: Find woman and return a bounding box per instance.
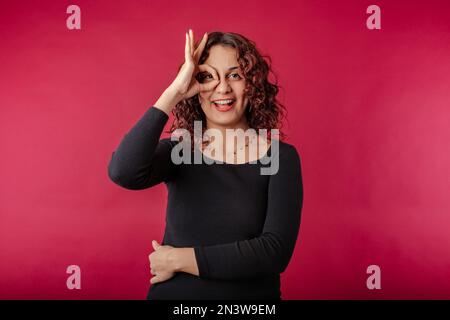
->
[108,30,303,300]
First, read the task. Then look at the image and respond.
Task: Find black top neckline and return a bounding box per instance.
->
[193,140,274,166]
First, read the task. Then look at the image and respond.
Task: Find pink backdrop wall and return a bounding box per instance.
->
[1,0,449,299]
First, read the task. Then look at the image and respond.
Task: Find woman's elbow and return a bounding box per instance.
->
[108,162,156,190]
[266,242,297,275]
[108,164,130,189]
[107,160,139,190]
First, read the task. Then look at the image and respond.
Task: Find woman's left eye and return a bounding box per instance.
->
[229,73,242,79]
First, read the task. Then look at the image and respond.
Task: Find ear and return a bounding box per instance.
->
[152,240,161,251]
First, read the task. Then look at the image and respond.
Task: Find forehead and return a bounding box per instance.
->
[204,45,239,70]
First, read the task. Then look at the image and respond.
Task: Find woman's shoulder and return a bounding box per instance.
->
[272,139,301,160]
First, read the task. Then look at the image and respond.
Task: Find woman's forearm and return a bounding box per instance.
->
[170,247,200,276]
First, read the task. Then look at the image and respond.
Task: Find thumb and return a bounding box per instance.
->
[199,79,219,92]
[152,240,161,250]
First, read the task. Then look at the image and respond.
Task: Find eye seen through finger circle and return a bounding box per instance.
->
[195,72,213,83]
[196,72,242,83]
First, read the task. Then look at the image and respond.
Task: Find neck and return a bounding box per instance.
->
[204,118,253,153]
[205,119,249,139]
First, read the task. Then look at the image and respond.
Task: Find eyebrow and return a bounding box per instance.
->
[202,65,240,74]
[228,66,239,71]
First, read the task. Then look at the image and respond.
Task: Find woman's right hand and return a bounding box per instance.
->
[169,29,219,100]
[154,30,219,115]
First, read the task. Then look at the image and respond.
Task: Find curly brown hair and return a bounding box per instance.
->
[168,31,287,148]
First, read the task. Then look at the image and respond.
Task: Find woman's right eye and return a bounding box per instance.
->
[196,72,213,83]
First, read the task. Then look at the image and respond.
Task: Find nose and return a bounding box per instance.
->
[215,77,232,94]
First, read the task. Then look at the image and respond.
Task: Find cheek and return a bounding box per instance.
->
[231,83,247,100]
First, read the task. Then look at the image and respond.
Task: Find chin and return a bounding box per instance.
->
[214,119,240,128]
[208,111,245,126]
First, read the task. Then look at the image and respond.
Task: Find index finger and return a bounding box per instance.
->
[197,64,220,91]
[197,63,218,79]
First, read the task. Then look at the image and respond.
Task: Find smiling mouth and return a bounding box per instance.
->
[212,99,236,112]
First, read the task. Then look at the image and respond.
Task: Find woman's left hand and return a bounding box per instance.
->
[148,240,177,284]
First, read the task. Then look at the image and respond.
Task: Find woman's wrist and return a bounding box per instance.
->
[154,86,183,116]
[169,247,200,276]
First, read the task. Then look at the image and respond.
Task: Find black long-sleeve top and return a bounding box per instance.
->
[107,106,303,300]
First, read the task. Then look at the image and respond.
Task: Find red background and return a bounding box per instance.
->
[1,0,449,299]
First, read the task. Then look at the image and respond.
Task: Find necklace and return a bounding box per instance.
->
[201,133,258,157]
[232,134,257,155]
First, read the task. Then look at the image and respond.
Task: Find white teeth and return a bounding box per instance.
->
[213,99,234,105]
